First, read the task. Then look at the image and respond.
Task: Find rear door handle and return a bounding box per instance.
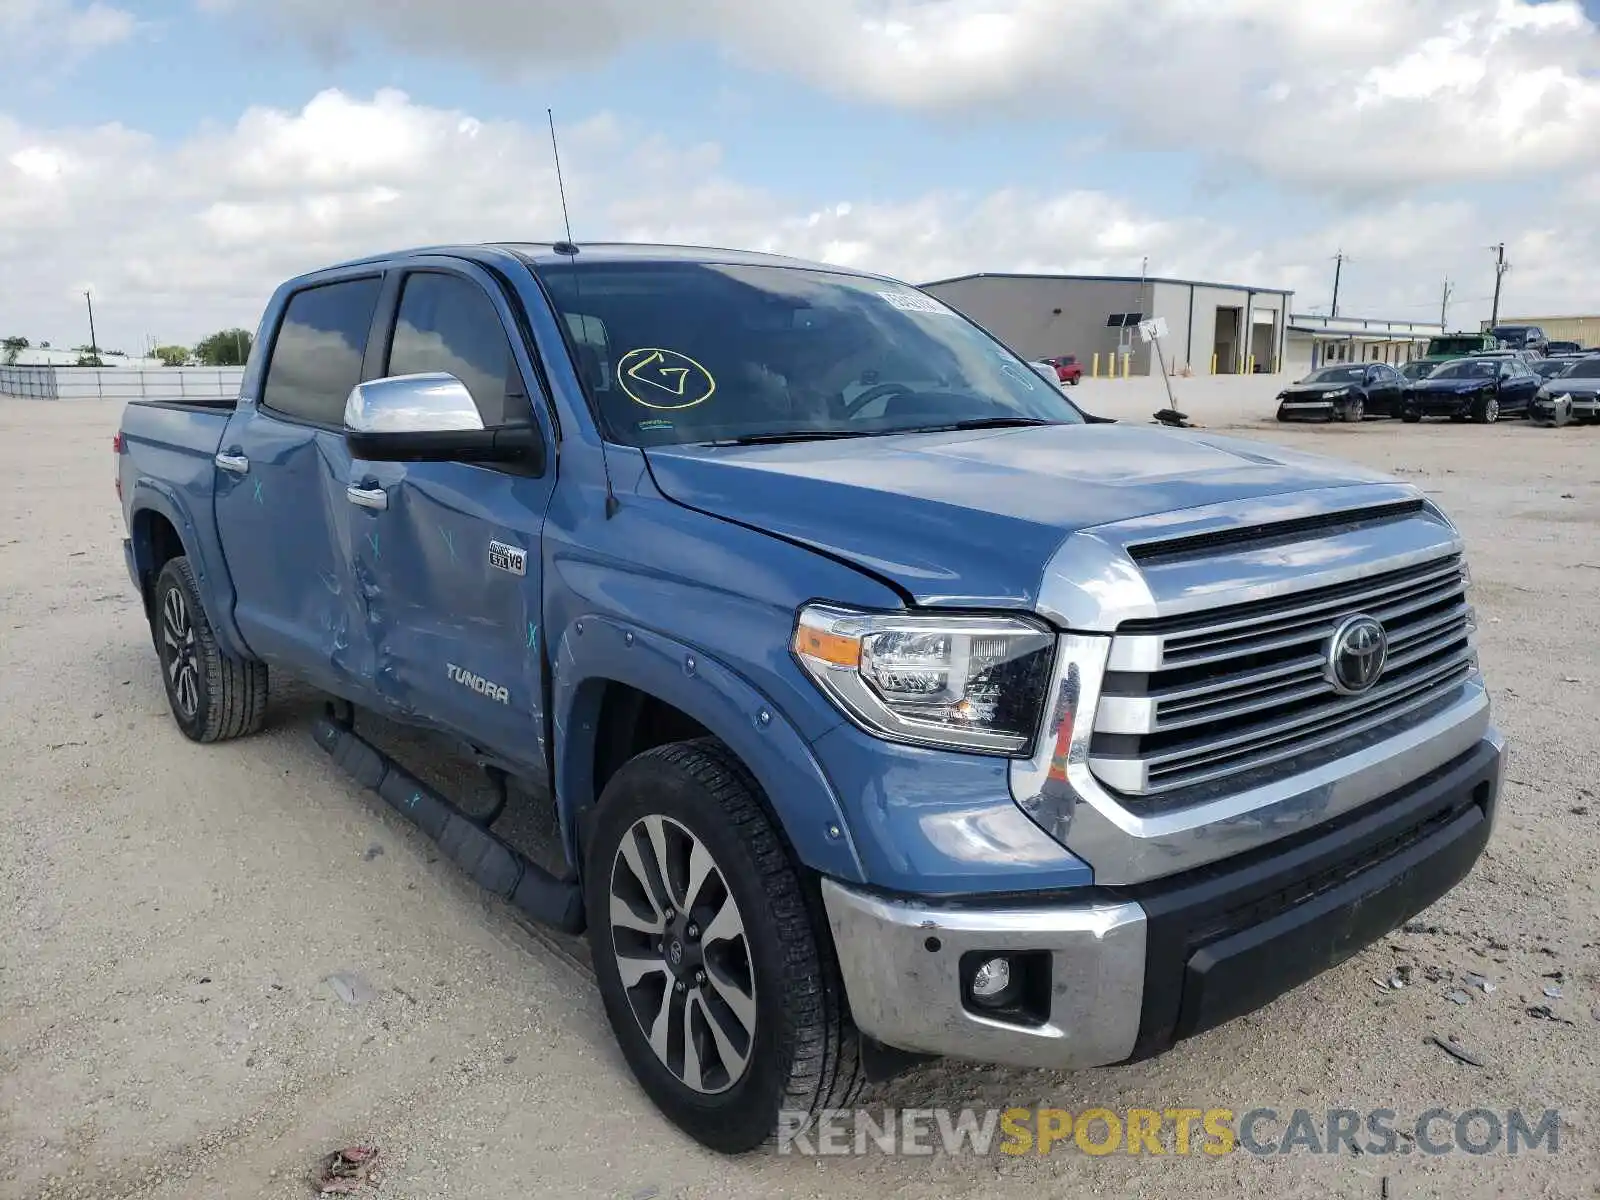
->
[215,453,249,474]
[346,485,388,511]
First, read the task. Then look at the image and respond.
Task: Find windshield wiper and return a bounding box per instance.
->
[697,429,877,446]
[893,416,1059,434]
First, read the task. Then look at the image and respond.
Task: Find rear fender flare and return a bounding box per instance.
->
[551,615,865,885]
[128,480,253,660]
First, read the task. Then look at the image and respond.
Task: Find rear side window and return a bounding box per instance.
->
[261,278,382,425]
[387,272,522,427]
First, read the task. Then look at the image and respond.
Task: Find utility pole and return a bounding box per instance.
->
[83,290,99,359]
[1489,243,1509,326]
[1331,250,1345,318]
[1440,278,1454,330]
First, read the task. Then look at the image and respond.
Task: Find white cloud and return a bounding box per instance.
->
[217,0,1600,190]
[0,89,1592,352]
[0,0,136,57]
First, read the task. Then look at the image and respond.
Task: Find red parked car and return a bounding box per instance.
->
[1042,354,1082,385]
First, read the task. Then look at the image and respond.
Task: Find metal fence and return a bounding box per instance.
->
[0,366,245,401]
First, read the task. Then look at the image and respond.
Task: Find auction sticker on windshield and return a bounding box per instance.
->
[877,291,956,316]
[616,347,717,411]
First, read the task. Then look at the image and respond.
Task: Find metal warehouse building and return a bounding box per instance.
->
[920,271,1294,377]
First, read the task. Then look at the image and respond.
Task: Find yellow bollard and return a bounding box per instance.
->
[1092,352,1100,379]
[1211,353,1218,375]
[1247,355,1255,375]
[1122,353,1131,380]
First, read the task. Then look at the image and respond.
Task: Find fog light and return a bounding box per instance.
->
[970,956,1013,1004]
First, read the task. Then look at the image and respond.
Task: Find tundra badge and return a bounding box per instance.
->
[446,663,510,705]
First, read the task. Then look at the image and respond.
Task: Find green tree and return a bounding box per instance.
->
[154,345,190,367]
[75,352,104,367]
[194,328,253,367]
[2,335,30,365]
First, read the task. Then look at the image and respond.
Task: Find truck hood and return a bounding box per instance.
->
[643,424,1394,608]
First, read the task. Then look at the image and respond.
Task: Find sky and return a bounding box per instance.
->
[3,0,1600,352]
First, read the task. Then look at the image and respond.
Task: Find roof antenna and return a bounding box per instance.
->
[547,108,578,256]
[548,109,619,517]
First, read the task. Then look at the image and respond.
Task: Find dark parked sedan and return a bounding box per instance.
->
[1400,356,1540,424]
[1275,362,1405,422]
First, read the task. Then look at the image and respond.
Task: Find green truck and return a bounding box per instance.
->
[1421,333,1499,363]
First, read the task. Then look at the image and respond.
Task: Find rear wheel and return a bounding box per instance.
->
[151,557,269,742]
[1472,394,1500,424]
[585,739,864,1153]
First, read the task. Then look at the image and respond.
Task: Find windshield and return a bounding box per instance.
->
[536,260,1085,446]
[1561,357,1600,379]
[1400,362,1434,379]
[1431,359,1498,381]
[1533,359,1572,379]
[1304,366,1366,384]
[1427,337,1486,355]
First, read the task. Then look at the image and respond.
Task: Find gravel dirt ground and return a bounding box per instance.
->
[2,378,1597,1200]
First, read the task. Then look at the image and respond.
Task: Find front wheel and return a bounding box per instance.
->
[1342,397,1366,423]
[151,557,268,742]
[1401,411,1422,424]
[1473,394,1500,424]
[585,739,864,1153]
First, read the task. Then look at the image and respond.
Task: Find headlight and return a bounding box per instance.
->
[792,604,1056,754]
[1324,387,1351,398]
[1536,386,1550,400]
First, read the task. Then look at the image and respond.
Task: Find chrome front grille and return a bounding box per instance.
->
[1090,554,1475,800]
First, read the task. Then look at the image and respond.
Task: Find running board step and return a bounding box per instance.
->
[312,712,584,935]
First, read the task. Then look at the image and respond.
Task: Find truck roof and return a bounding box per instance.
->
[312,241,887,279]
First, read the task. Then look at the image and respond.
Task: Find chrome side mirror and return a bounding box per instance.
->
[343,373,543,470]
[345,373,485,434]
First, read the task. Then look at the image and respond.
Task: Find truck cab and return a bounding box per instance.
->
[116,243,1504,1154]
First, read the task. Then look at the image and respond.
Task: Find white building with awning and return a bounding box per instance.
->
[1284,313,1444,378]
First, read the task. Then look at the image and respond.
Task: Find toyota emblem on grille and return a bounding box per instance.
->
[1327,615,1388,695]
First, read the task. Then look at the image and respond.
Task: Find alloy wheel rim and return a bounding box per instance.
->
[1487,398,1499,422]
[608,814,757,1095]
[161,586,200,718]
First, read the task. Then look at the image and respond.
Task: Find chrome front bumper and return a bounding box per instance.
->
[822,729,1503,1071]
[821,877,1148,1070]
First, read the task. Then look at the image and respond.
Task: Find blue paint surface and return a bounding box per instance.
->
[117,242,1386,898]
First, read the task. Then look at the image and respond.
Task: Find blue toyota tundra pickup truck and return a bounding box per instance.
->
[116,242,1505,1152]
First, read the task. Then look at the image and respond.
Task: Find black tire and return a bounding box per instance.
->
[585,739,864,1153]
[1401,411,1422,424]
[1472,394,1500,424]
[1342,397,1365,423]
[151,556,269,743]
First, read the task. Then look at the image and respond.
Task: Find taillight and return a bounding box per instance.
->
[113,433,123,499]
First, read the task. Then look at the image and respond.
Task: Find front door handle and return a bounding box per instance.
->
[215,453,249,474]
[346,485,389,511]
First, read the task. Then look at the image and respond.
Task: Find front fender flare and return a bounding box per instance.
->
[551,614,866,884]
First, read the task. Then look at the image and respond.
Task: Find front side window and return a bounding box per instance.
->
[261,277,383,425]
[388,273,523,426]
[536,261,1086,446]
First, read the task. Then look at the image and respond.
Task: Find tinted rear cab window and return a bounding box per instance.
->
[261,277,383,425]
